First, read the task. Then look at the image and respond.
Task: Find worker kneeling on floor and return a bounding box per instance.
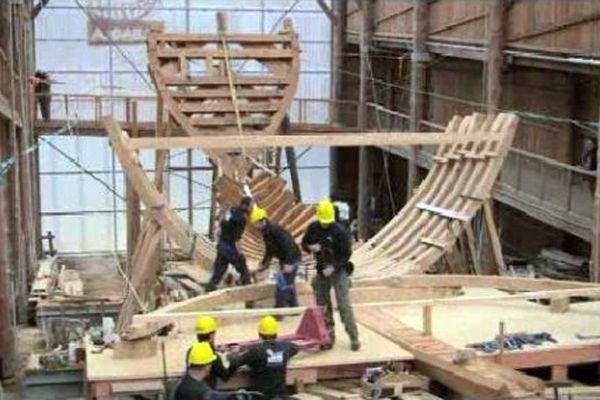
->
[250,207,301,309]
[228,316,299,400]
[185,316,232,388]
[302,199,360,351]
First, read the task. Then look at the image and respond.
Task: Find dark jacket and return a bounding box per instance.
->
[220,206,248,243]
[301,221,352,274]
[174,372,232,400]
[229,340,299,399]
[185,343,231,389]
[261,222,301,266]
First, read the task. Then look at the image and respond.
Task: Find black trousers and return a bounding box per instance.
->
[206,240,251,292]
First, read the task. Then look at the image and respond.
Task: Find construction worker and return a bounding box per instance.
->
[301,200,360,351]
[175,342,233,400]
[185,316,231,388]
[228,316,299,400]
[206,196,253,292]
[32,70,51,121]
[250,207,301,308]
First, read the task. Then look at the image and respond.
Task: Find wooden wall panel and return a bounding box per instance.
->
[350,0,600,56]
[347,0,361,32]
[427,0,487,43]
[374,0,413,36]
[503,69,572,162]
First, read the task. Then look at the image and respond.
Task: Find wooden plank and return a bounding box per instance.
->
[134,286,600,326]
[164,76,289,86]
[189,116,270,127]
[306,384,361,400]
[356,274,596,291]
[356,309,544,400]
[416,203,471,222]
[180,102,279,113]
[156,33,292,43]
[157,48,295,59]
[170,89,284,99]
[126,132,501,150]
[356,310,508,399]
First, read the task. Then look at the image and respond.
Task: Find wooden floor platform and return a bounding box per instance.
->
[85,316,414,397]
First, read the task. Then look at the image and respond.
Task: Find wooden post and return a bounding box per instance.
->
[187,149,194,226]
[483,201,506,273]
[0,188,16,380]
[551,365,568,381]
[329,0,347,195]
[282,116,302,202]
[357,0,374,240]
[208,165,218,240]
[497,320,506,363]
[486,0,508,113]
[592,88,600,282]
[126,101,141,271]
[422,305,432,336]
[407,0,429,197]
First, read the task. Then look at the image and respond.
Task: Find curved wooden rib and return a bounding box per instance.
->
[351,112,518,279]
[214,174,315,261]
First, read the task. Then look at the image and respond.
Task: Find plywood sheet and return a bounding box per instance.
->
[86,315,413,382]
[381,288,600,348]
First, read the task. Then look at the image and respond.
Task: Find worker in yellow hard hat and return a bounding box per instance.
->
[250,207,302,309]
[228,316,299,400]
[174,342,226,400]
[301,200,360,351]
[184,316,232,389]
[206,196,254,292]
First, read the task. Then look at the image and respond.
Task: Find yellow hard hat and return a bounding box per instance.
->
[250,207,268,224]
[316,200,335,224]
[187,342,217,366]
[258,316,279,336]
[195,316,217,335]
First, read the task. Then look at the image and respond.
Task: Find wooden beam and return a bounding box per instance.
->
[282,116,302,202]
[486,0,508,112]
[315,0,337,25]
[592,85,600,282]
[0,182,15,379]
[407,0,429,196]
[483,201,506,273]
[134,286,600,325]
[329,0,347,194]
[126,101,141,269]
[127,132,501,150]
[356,309,543,399]
[154,33,292,43]
[356,274,596,291]
[357,0,374,240]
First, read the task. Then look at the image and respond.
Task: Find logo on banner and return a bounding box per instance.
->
[85,0,164,45]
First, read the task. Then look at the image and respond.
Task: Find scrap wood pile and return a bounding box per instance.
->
[533,248,589,281]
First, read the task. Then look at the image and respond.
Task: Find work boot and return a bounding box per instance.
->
[350,338,361,352]
[320,334,335,351]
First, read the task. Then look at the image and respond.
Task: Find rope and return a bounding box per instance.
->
[218,24,276,178]
[218,25,246,155]
[366,53,396,215]
[110,251,149,314]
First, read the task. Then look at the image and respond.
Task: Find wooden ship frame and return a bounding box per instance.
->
[85,16,600,400]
